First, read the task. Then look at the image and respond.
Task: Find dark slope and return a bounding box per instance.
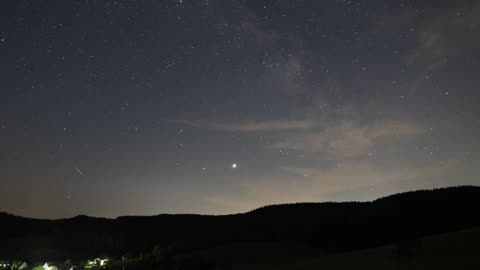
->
[1,186,479,261]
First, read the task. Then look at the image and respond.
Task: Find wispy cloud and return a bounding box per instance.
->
[241,19,280,47]
[179,118,425,159]
[408,16,480,71]
[374,2,480,70]
[272,120,426,158]
[178,119,320,132]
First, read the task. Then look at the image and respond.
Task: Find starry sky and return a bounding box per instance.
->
[1,0,480,219]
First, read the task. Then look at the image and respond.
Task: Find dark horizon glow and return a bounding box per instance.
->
[1,0,480,219]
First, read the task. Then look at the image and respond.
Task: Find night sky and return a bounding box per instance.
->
[1,0,480,219]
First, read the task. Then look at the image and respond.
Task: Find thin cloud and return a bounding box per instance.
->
[374,2,480,70]
[178,119,320,132]
[241,20,280,46]
[272,120,426,158]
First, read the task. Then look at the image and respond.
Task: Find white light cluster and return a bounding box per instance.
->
[85,258,109,269]
[42,263,57,270]
[99,259,108,267]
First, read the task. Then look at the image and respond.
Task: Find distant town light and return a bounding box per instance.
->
[42,263,54,270]
[99,259,108,266]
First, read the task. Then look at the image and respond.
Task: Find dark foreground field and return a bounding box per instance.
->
[1,186,480,269]
[178,227,480,269]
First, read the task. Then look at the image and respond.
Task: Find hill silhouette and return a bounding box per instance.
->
[1,186,479,262]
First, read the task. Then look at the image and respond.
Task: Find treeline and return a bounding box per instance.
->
[1,186,479,261]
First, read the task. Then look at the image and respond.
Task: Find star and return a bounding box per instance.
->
[232,163,237,169]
